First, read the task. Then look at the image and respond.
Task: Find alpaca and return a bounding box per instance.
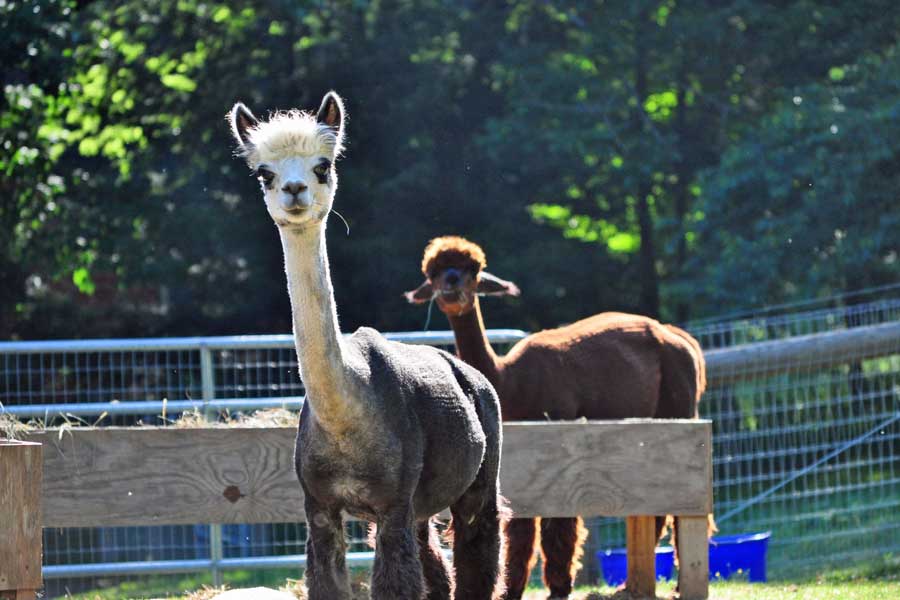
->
[405,236,709,600]
[229,96,505,600]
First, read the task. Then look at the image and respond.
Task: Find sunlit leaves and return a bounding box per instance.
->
[211,6,231,23]
[559,52,597,75]
[160,73,197,92]
[828,66,846,81]
[72,267,96,295]
[644,90,677,121]
[655,1,676,27]
[410,31,461,65]
[529,204,641,255]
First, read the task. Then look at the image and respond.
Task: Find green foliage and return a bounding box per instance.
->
[1,0,899,338]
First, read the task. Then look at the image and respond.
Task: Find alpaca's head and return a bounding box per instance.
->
[229,92,345,229]
[404,236,519,316]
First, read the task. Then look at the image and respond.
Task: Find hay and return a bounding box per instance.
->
[0,407,299,435]
[169,407,298,429]
[183,576,372,600]
[0,412,44,439]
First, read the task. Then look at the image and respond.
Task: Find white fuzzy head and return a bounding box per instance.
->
[229,92,345,229]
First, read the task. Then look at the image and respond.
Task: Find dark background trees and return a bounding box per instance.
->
[2,0,898,340]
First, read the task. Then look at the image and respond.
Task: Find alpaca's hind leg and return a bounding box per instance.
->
[539,517,589,599]
[451,491,503,600]
[418,518,452,600]
[502,518,538,600]
[371,505,424,600]
[304,496,352,600]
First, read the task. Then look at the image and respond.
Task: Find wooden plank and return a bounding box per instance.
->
[676,516,709,600]
[705,321,900,383]
[625,515,657,598]
[0,440,42,596]
[500,420,712,519]
[30,427,302,528]
[0,590,38,600]
[26,420,712,527]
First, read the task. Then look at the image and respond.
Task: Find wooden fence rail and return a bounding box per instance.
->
[6,420,712,599]
[704,320,900,383]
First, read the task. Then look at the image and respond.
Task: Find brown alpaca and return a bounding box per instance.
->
[405,236,708,600]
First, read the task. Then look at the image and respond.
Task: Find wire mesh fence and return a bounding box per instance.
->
[688,284,900,349]
[2,300,899,594]
[582,296,900,581]
[0,330,525,598]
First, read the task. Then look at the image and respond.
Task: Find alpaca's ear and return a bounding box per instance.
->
[477,272,520,297]
[404,280,434,304]
[316,91,345,133]
[230,102,258,149]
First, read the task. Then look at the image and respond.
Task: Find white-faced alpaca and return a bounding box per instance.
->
[229,96,505,600]
[406,236,711,600]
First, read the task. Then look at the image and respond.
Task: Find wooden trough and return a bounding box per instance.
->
[4,419,712,599]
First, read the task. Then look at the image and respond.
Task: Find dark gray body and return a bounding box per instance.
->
[295,327,504,600]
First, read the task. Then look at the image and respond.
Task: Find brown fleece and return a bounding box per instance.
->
[412,236,712,599]
[422,236,487,278]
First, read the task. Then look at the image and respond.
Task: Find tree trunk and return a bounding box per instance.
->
[633,8,660,318]
[673,48,691,322]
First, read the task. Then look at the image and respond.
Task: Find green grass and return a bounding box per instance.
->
[65,580,900,600]
[59,556,900,599]
[63,579,900,600]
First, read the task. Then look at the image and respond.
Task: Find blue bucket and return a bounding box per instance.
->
[709,531,771,582]
[597,546,675,586]
[596,531,771,586]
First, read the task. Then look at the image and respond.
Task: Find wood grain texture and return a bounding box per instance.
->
[0,590,37,600]
[676,516,710,600]
[626,516,657,598]
[26,420,712,528]
[500,420,712,518]
[0,440,42,593]
[29,428,302,528]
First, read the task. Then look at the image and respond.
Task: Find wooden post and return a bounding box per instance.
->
[626,515,657,598]
[676,516,709,600]
[0,439,42,600]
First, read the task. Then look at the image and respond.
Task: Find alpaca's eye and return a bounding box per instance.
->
[256,167,275,186]
[313,161,330,184]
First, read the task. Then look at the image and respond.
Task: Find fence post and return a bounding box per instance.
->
[676,516,709,600]
[0,439,42,600]
[625,515,657,598]
[199,345,215,420]
[209,522,224,587]
[199,345,224,587]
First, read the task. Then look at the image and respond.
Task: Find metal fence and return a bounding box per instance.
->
[696,296,900,577]
[583,295,900,581]
[2,299,900,594]
[0,330,527,597]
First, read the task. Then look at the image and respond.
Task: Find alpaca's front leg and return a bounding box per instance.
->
[371,505,424,600]
[304,496,352,600]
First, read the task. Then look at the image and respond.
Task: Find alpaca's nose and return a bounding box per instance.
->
[444,269,461,287]
[282,181,308,196]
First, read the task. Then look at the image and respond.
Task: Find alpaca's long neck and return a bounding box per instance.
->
[447,297,502,387]
[279,225,353,433]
